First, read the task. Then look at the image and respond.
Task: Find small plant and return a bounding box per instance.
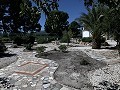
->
[80,59,90,65]
[58,45,67,52]
[36,46,46,55]
[2,37,11,43]
[12,44,18,48]
[25,43,33,50]
[60,32,70,43]
[100,37,106,43]
[36,36,57,44]
[82,37,92,43]
[0,39,7,54]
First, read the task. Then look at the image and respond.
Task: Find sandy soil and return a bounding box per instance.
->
[37,50,107,89]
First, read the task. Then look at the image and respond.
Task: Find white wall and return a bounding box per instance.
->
[82,31,90,38]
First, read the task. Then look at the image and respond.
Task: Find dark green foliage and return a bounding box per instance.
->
[80,59,90,65]
[45,10,69,37]
[26,35,35,44]
[36,46,46,55]
[58,45,67,52]
[79,4,108,49]
[68,21,81,37]
[102,42,110,46]
[82,37,92,43]
[36,36,46,44]
[1,37,11,43]
[20,2,41,32]
[0,38,7,53]
[11,34,35,46]
[36,36,57,44]
[11,44,18,48]
[84,0,120,9]
[0,0,59,33]
[60,32,70,43]
[33,0,59,17]
[100,37,106,43]
[25,43,33,50]
[13,36,23,46]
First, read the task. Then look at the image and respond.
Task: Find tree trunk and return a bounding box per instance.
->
[92,38,101,49]
[117,39,120,56]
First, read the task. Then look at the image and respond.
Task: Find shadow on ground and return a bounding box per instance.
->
[0,53,16,58]
[36,50,107,89]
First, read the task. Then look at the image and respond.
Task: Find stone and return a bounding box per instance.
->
[49,77,53,80]
[43,83,50,89]
[52,87,61,90]
[81,87,90,90]
[13,88,18,90]
[60,87,69,90]
[0,73,5,76]
[22,84,27,87]
[41,77,44,80]
[43,80,50,84]
[31,83,36,87]
[44,77,49,81]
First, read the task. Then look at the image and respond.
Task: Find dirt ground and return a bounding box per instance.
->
[0,53,17,69]
[37,50,107,89]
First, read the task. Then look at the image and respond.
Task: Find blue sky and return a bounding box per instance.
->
[38,0,87,30]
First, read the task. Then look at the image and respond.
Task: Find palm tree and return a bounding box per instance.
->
[78,4,108,49]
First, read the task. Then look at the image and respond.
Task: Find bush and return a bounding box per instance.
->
[82,37,92,43]
[11,44,18,48]
[0,39,7,53]
[13,36,23,45]
[2,37,11,43]
[103,42,110,46]
[101,37,106,43]
[25,35,35,44]
[58,45,67,52]
[24,43,33,50]
[36,46,46,55]
[36,36,46,44]
[60,33,70,43]
[36,36,57,44]
[11,34,35,46]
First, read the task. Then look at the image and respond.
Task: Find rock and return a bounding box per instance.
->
[43,83,50,89]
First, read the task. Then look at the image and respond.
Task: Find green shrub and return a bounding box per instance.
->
[2,37,11,43]
[36,36,46,44]
[36,36,57,44]
[103,42,110,46]
[13,36,23,45]
[25,43,33,50]
[11,44,18,48]
[58,45,67,52]
[11,34,35,45]
[82,37,92,43]
[60,33,70,43]
[101,37,106,43]
[36,46,46,55]
[0,39,7,53]
[25,35,35,44]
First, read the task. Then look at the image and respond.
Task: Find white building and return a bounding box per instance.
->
[82,27,91,38]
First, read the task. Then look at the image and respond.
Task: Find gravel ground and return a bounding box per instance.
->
[0,47,18,69]
[37,50,106,89]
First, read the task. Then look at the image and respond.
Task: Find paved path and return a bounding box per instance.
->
[0,47,75,90]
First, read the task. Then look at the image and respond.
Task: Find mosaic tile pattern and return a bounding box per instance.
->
[15,62,48,75]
